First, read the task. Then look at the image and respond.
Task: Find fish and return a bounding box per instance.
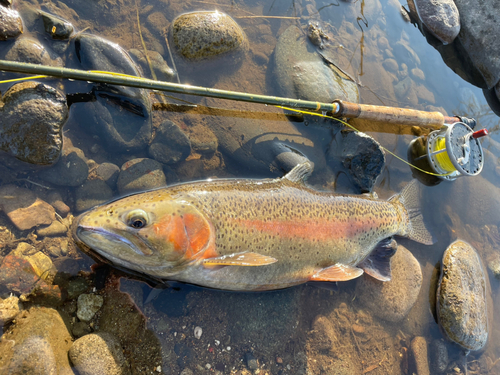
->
[72,162,434,291]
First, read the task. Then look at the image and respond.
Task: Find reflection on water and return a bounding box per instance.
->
[1,0,500,374]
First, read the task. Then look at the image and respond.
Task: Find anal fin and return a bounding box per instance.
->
[202,252,278,267]
[358,237,398,281]
[310,264,363,282]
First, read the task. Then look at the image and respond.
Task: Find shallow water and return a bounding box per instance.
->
[1,0,500,374]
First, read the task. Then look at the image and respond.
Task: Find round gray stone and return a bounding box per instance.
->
[171,11,247,60]
[437,240,489,351]
[95,162,120,189]
[117,158,166,195]
[38,146,89,186]
[69,332,129,375]
[75,179,114,212]
[355,245,422,322]
[77,293,104,322]
[148,120,191,164]
[0,81,68,165]
[0,5,23,40]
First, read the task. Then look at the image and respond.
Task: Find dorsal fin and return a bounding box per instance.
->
[283,162,313,184]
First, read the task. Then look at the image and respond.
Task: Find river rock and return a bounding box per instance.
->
[0,306,74,374]
[46,190,71,217]
[74,33,152,151]
[437,240,489,351]
[171,11,247,60]
[36,220,67,237]
[408,0,460,44]
[96,162,120,188]
[69,332,129,375]
[328,130,385,193]
[129,49,176,82]
[77,293,104,322]
[148,120,191,164]
[39,10,74,39]
[75,179,114,212]
[0,185,56,230]
[383,58,399,74]
[0,295,22,326]
[39,146,89,186]
[0,81,68,165]
[274,25,359,103]
[3,37,63,66]
[0,254,40,295]
[430,339,448,373]
[117,158,166,195]
[0,5,23,40]
[355,245,422,322]
[12,242,57,282]
[411,336,430,375]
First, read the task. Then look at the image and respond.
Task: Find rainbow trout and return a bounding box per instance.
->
[73,162,434,291]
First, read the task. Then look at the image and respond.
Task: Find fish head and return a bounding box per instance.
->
[72,192,215,277]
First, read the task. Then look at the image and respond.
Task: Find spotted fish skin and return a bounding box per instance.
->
[73,163,433,291]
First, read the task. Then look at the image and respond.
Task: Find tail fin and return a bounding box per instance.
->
[389,180,436,245]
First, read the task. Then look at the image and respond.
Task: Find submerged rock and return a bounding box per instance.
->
[148,120,191,164]
[74,33,152,151]
[39,10,74,39]
[3,37,63,66]
[0,5,23,40]
[355,245,422,322]
[437,240,489,351]
[117,158,166,195]
[274,25,359,103]
[38,146,89,186]
[77,293,104,322]
[411,336,430,375]
[95,162,120,189]
[69,332,129,375]
[0,81,68,165]
[0,295,22,326]
[75,179,114,212]
[129,48,176,82]
[171,11,247,60]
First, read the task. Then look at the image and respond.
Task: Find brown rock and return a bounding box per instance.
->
[411,336,430,375]
[0,5,23,40]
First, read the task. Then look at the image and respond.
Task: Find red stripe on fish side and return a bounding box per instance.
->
[235,217,382,240]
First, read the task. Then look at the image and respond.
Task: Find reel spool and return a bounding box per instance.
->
[408,122,488,185]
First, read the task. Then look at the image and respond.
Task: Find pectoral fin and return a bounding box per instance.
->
[310,264,364,282]
[358,237,397,282]
[202,252,278,267]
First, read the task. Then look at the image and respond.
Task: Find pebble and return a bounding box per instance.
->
[0,306,73,373]
[411,336,430,375]
[39,146,89,186]
[415,84,436,104]
[148,120,192,164]
[194,326,203,339]
[36,220,67,237]
[0,81,68,165]
[0,295,22,326]
[46,191,70,217]
[117,158,167,195]
[77,293,104,322]
[0,5,23,40]
[377,36,390,49]
[4,37,63,66]
[39,10,74,39]
[245,352,259,371]
[0,185,56,230]
[67,277,90,299]
[411,67,426,81]
[129,48,176,82]
[437,240,489,351]
[408,0,460,44]
[12,242,57,282]
[75,179,114,212]
[171,11,248,60]
[393,40,421,68]
[95,162,120,189]
[382,58,399,74]
[146,11,168,34]
[69,332,129,375]
[355,245,422,322]
[430,339,449,373]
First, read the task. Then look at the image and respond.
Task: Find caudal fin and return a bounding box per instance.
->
[389,180,436,245]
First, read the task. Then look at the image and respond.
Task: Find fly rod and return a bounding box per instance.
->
[0,59,468,128]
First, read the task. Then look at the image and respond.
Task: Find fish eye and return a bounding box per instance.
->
[126,209,149,229]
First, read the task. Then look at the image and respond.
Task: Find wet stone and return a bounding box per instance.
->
[72,321,92,338]
[4,37,63,66]
[74,33,152,151]
[39,10,74,39]
[129,49,176,82]
[39,146,89,186]
[409,0,460,44]
[75,179,114,212]
[430,339,449,373]
[149,120,192,165]
[171,11,248,60]
[437,240,489,351]
[0,185,56,230]
[274,25,359,103]
[96,162,120,189]
[0,254,39,295]
[69,332,129,375]
[411,67,426,81]
[0,306,73,373]
[36,220,67,237]
[67,277,90,299]
[117,158,167,195]
[146,11,168,35]
[356,245,422,322]
[0,5,23,40]
[46,190,70,217]
[0,81,68,165]
[0,295,22,326]
[77,293,104,322]
[12,242,57,282]
[383,58,399,74]
[411,336,430,375]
